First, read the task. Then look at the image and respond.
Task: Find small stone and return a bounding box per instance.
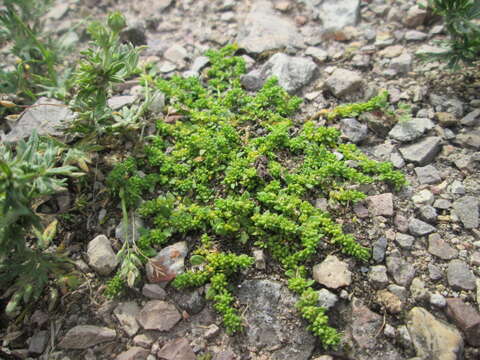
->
[115,214,144,244]
[399,137,442,166]
[409,218,436,236]
[452,196,479,229]
[313,255,352,289]
[108,95,136,111]
[142,283,167,300]
[204,324,220,340]
[407,307,463,360]
[367,193,394,217]
[240,70,264,91]
[461,109,480,126]
[428,263,443,281]
[304,0,360,31]
[305,47,328,62]
[58,325,116,349]
[430,293,446,308]
[410,278,429,302]
[405,30,428,41]
[146,241,188,284]
[419,205,437,224]
[133,334,155,348]
[372,236,387,263]
[384,324,396,338]
[164,44,188,65]
[137,301,181,331]
[253,249,266,270]
[394,214,409,233]
[157,338,195,360]
[376,290,403,313]
[471,252,480,266]
[317,289,339,310]
[113,302,140,337]
[412,189,434,206]
[116,347,149,360]
[454,130,480,149]
[436,112,458,127]
[386,253,416,286]
[28,331,49,354]
[389,53,413,74]
[325,68,363,99]
[395,233,415,249]
[340,118,368,144]
[428,233,458,260]
[447,260,476,291]
[448,180,465,195]
[433,199,452,210]
[379,45,404,58]
[446,298,480,346]
[368,265,389,289]
[403,5,427,28]
[414,165,441,184]
[87,235,118,276]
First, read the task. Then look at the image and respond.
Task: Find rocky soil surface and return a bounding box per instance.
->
[2,0,480,359]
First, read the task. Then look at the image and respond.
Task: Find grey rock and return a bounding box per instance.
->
[302,0,360,31]
[313,255,352,289]
[419,205,437,224]
[447,260,476,291]
[58,325,116,349]
[394,214,409,233]
[146,241,188,284]
[454,130,480,149]
[237,280,315,360]
[395,233,415,249]
[351,54,371,68]
[171,288,206,315]
[340,118,368,144]
[386,253,416,286]
[115,214,144,244]
[121,22,147,46]
[305,46,328,62]
[262,53,316,93]
[113,302,140,337]
[445,298,480,347]
[28,331,49,354]
[430,293,447,307]
[434,199,452,210]
[448,180,465,195]
[148,92,165,114]
[157,338,195,360]
[407,307,463,360]
[452,196,479,229]
[399,137,442,165]
[410,277,429,302]
[461,109,480,126]
[412,189,434,206]
[325,68,363,98]
[237,1,303,54]
[409,218,436,236]
[436,112,458,127]
[137,300,181,331]
[372,236,388,263]
[142,283,167,300]
[108,95,136,110]
[253,249,266,270]
[414,165,441,184]
[191,56,210,73]
[389,53,413,74]
[428,263,443,281]
[405,30,428,41]
[87,235,118,276]
[116,347,149,360]
[240,70,264,91]
[317,288,339,310]
[428,233,458,260]
[429,94,464,117]
[388,284,409,303]
[376,290,403,314]
[369,265,389,289]
[388,118,434,142]
[3,97,74,142]
[164,44,188,65]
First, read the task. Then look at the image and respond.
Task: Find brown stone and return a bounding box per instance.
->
[376,290,403,314]
[157,338,195,360]
[445,298,480,347]
[313,255,352,289]
[58,325,116,349]
[137,301,181,331]
[428,233,458,260]
[116,347,149,360]
[367,193,394,217]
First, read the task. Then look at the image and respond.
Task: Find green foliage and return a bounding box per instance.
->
[0,132,80,316]
[107,45,406,346]
[0,0,59,99]
[70,12,143,135]
[422,0,480,68]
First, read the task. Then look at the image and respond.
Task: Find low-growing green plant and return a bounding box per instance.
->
[0,132,81,317]
[422,0,480,68]
[70,12,144,135]
[106,45,406,347]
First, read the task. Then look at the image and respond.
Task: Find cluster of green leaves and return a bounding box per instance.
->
[0,132,81,317]
[0,0,59,99]
[70,12,144,135]
[324,90,389,121]
[422,0,480,68]
[106,45,406,347]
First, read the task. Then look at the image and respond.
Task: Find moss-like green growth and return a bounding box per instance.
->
[106,44,406,347]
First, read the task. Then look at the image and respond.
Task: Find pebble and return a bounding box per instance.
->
[447,259,477,291]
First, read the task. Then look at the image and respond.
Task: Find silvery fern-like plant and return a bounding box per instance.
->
[0,132,81,317]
